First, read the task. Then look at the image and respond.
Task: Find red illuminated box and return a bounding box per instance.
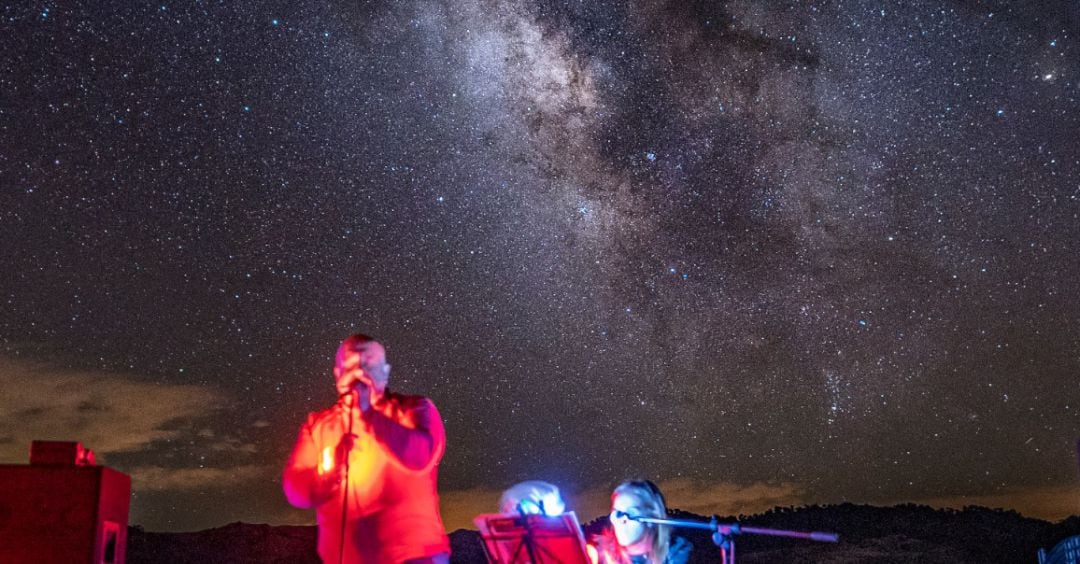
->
[29,440,96,466]
[0,444,129,563]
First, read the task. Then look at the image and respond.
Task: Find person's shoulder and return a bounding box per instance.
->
[305,404,341,427]
[384,390,437,410]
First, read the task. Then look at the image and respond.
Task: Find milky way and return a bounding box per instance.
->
[2,1,1078,531]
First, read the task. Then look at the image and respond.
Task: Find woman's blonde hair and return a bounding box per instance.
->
[611,480,671,563]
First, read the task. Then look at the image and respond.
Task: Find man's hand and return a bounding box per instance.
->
[338,369,378,413]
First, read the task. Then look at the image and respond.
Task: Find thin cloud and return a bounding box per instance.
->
[129,464,268,491]
[915,485,1080,522]
[0,356,221,462]
[439,487,504,531]
[658,478,807,517]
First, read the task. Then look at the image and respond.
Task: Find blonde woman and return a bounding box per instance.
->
[589,480,691,564]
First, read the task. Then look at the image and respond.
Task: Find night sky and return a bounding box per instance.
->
[2,1,1079,532]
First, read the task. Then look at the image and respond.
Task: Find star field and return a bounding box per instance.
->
[1,1,1079,531]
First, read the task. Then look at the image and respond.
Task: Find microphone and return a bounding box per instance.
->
[338,371,369,404]
[339,369,374,393]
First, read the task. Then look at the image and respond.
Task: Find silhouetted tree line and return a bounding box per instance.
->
[127,504,1080,563]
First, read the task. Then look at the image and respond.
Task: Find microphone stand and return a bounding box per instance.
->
[633,516,839,564]
[337,392,356,564]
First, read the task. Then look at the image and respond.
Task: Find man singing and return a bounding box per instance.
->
[283,334,450,563]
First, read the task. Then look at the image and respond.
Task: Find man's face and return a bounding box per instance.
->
[334,340,390,396]
[610,491,650,552]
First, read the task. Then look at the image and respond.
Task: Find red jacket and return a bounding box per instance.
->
[283,391,449,563]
